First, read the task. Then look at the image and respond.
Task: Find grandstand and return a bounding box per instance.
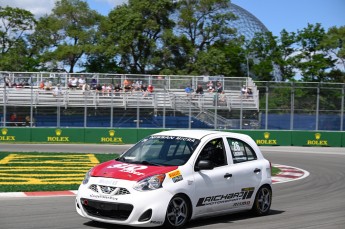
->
[0,72,259,129]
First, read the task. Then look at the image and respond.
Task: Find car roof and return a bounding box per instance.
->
[152,129,246,140]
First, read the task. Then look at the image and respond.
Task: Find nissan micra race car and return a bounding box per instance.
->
[76,130,272,228]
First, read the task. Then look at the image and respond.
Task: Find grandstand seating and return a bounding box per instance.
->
[0,73,259,128]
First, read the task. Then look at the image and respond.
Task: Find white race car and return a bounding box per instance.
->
[76,130,272,228]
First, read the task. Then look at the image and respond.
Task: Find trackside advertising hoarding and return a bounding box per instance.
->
[0,128,344,147]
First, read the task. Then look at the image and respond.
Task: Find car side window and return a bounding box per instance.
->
[227,138,257,164]
[197,138,227,167]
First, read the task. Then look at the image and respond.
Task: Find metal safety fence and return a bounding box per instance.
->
[0,72,344,131]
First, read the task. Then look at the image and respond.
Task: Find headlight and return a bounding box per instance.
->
[82,169,91,185]
[133,174,165,191]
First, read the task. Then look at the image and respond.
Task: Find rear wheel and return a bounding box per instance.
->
[252,186,272,216]
[164,195,190,229]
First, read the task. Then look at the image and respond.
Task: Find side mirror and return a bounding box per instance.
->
[195,160,214,171]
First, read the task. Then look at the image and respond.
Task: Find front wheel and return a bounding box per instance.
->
[164,195,190,229]
[252,186,272,216]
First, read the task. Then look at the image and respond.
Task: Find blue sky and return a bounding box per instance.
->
[231,0,345,36]
[1,0,344,36]
[89,0,345,36]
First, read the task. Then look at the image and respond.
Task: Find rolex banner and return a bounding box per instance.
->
[0,127,31,142]
[291,131,342,147]
[30,128,84,143]
[0,128,344,147]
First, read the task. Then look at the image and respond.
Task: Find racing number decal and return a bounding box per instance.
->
[232,141,244,156]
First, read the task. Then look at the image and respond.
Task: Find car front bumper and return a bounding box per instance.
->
[75,177,173,227]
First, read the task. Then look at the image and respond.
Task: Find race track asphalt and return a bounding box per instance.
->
[0,144,344,229]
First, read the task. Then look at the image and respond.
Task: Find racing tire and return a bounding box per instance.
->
[164,194,191,229]
[251,185,272,216]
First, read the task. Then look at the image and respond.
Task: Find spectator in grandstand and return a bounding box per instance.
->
[114,83,123,96]
[90,77,97,90]
[39,81,45,90]
[185,85,193,96]
[81,83,90,94]
[68,77,78,89]
[147,84,154,93]
[78,75,86,89]
[141,84,149,97]
[102,84,113,96]
[207,81,215,93]
[218,90,227,105]
[123,79,132,92]
[195,84,204,95]
[241,85,248,98]
[247,87,253,98]
[53,84,62,97]
[133,81,142,92]
[9,113,18,126]
[215,82,223,93]
[44,81,53,90]
[95,83,102,92]
[4,76,12,87]
[25,115,35,127]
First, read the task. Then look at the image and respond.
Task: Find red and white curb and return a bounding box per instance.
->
[0,190,77,198]
[272,164,309,184]
[0,164,309,198]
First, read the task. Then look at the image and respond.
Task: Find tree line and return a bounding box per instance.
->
[0,0,344,82]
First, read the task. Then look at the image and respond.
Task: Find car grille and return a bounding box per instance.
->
[81,198,133,220]
[89,184,130,195]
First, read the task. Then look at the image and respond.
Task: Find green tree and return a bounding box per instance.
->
[32,0,102,73]
[276,29,297,81]
[294,23,336,82]
[104,0,175,74]
[171,0,237,74]
[320,26,345,82]
[248,32,279,81]
[0,6,36,71]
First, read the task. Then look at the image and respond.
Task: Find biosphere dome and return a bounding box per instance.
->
[229,3,269,40]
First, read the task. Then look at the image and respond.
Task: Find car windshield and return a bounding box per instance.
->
[116,135,200,166]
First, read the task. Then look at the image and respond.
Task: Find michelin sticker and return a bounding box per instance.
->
[168,170,183,183]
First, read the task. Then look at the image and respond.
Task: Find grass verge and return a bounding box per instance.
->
[0,152,116,192]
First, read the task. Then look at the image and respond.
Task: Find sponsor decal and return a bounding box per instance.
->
[90,194,118,201]
[47,129,70,142]
[168,170,183,183]
[233,201,251,207]
[149,135,196,142]
[306,133,328,146]
[107,163,148,176]
[196,187,255,207]
[0,128,15,141]
[256,132,278,145]
[100,130,123,143]
[150,221,163,225]
[98,178,118,186]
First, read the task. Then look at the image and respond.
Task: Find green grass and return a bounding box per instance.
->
[271,166,280,176]
[0,152,281,192]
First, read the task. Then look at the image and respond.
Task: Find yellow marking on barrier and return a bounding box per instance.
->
[0,153,101,185]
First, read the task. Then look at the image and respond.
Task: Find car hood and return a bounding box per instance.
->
[90,160,178,181]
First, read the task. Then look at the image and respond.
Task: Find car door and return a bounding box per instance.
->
[193,137,236,216]
[225,137,263,209]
